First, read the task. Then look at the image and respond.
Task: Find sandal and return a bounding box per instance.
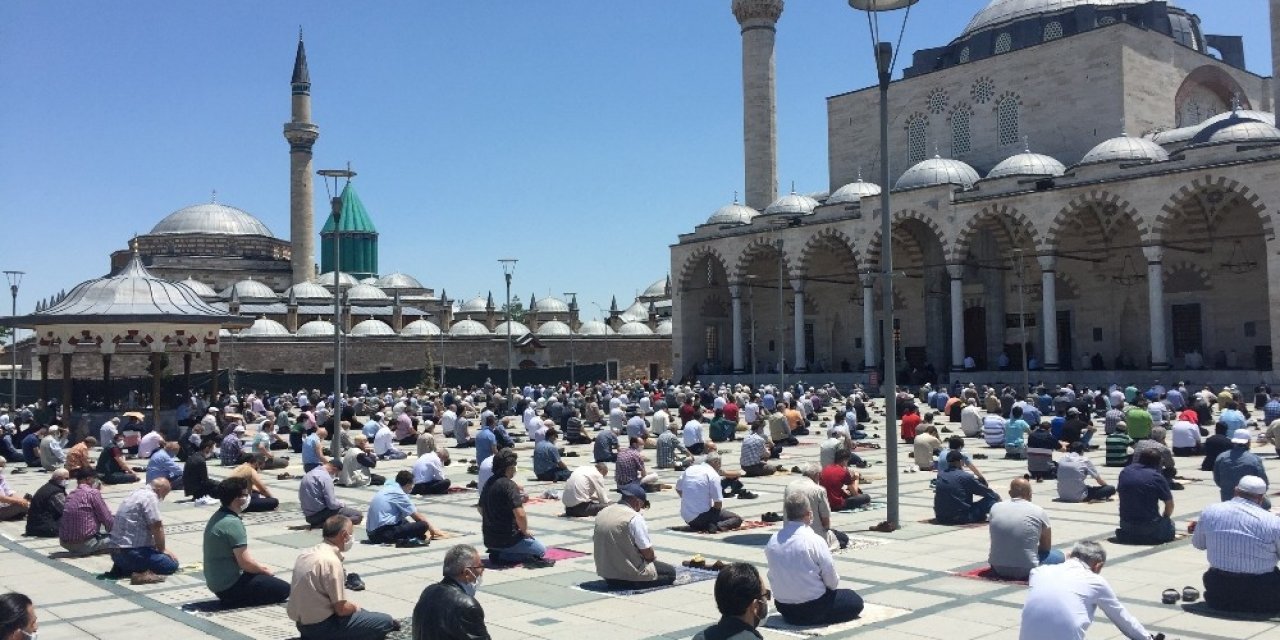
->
[868,521,897,533]
[1161,588,1179,605]
[1181,586,1200,602]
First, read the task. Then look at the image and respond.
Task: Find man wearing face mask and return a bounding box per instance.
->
[202,476,290,608]
[58,469,114,556]
[0,592,39,640]
[23,469,68,538]
[693,563,771,640]
[411,544,491,640]
[287,514,400,640]
[764,493,864,625]
[95,434,139,485]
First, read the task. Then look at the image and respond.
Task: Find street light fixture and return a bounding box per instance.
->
[499,258,518,410]
[319,165,356,459]
[563,292,577,388]
[846,0,919,532]
[775,239,786,391]
[4,270,23,410]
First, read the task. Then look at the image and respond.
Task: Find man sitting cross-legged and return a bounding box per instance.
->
[819,449,871,512]
[562,463,610,518]
[987,478,1064,580]
[764,492,865,625]
[933,450,1001,525]
[786,462,848,550]
[410,448,452,495]
[593,483,677,590]
[202,476,291,608]
[411,544,490,640]
[1192,475,1280,615]
[480,449,553,567]
[366,470,443,546]
[677,452,743,533]
[287,514,400,640]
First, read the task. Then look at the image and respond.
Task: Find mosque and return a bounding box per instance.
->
[671,0,1280,387]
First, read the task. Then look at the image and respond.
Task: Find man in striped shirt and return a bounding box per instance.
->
[1191,475,1280,614]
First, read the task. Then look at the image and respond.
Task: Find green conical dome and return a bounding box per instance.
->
[320,182,379,279]
[321,183,378,234]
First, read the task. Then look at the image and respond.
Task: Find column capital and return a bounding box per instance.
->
[945,263,965,280]
[789,276,806,293]
[728,283,743,299]
[1141,244,1163,263]
[1036,253,1057,272]
[732,0,784,27]
[859,271,876,287]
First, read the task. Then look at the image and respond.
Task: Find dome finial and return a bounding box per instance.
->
[211,189,217,204]
[856,166,863,182]
[1231,92,1242,113]
[789,180,796,194]
[732,190,739,204]
[1023,135,1031,153]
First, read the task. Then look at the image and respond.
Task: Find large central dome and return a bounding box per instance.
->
[963,0,1145,36]
[150,203,275,237]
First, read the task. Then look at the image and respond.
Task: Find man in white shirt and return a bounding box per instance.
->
[1192,475,1280,614]
[764,492,864,625]
[960,400,984,437]
[137,430,165,459]
[682,417,708,455]
[1169,417,1202,456]
[410,449,451,495]
[676,453,742,533]
[743,398,761,427]
[608,405,627,435]
[562,463,610,518]
[440,405,458,438]
[373,423,406,460]
[784,463,847,550]
[100,418,121,448]
[1018,541,1151,640]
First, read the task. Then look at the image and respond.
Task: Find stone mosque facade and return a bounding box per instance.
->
[671,0,1280,386]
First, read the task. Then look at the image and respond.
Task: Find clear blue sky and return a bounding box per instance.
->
[0,1,1270,323]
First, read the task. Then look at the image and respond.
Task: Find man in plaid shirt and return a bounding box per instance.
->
[616,437,659,490]
[740,423,783,477]
[59,468,115,555]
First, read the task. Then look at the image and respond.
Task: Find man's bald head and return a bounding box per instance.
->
[150,477,172,499]
[1008,477,1032,500]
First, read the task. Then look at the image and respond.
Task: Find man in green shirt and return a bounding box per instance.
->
[203,476,290,608]
[1123,402,1153,440]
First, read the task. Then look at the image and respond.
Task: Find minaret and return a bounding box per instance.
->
[732,0,783,211]
[1272,0,1280,112]
[284,31,320,285]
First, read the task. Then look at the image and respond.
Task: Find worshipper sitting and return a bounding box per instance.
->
[38,426,66,472]
[0,592,39,640]
[59,469,114,556]
[183,438,220,506]
[228,453,281,512]
[936,436,986,484]
[616,436,661,492]
[594,483,676,590]
[1170,415,1202,457]
[202,476,291,608]
[301,460,363,529]
[1003,406,1031,460]
[683,414,711,455]
[740,423,783,477]
[692,563,771,640]
[1105,421,1134,468]
[1115,448,1176,545]
[340,434,384,488]
[562,463,610,517]
[411,448,452,495]
[479,449,552,567]
[1018,541,1153,640]
[819,449,871,511]
[23,469,67,538]
[220,425,246,466]
[676,452,744,533]
[367,471,443,546]
[913,425,942,472]
[287,515,400,640]
[109,479,178,584]
[0,424,21,463]
[656,421,692,470]
[374,420,407,460]
[0,459,29,522]
[1192,475,1280,615]
[20,428,42,469]
[767,406,798,447]
[249,424,289,469]
[765,492,864,625]
[1025,422,1059,481]
[63,436,96,474]
[301,427,329,473]
[563,408,590,445]
[786,462,847,549]
[137,428,165,459]
[1132,427,1178,486]
[1056,442,1116,503]
[533,429,571,482]
[146,439,184,490]
[1200,421,1233,472]
[1214,429,1270,509]
[709,408,736,443]
[412,544,490,640]
[934,450,1000,525]
[982,412,1006,448]
[987,478,1064,580]
[593,426,619,463]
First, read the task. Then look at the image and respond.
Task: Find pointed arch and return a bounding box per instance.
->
[797,228,860,275]
[1162,260,1212,294]
[1152,174,1273,242]
[733,237,793,282]
[953,203,1043,262]
[1044,190,1150,251]
[864,209,951,268]
[677,246,730,291]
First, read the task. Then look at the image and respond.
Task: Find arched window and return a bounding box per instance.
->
[1043,21,1063,41]
[996,97,1020,146]
[951,105,973,156]
[906,114,929,164]
[994,32,1012,54]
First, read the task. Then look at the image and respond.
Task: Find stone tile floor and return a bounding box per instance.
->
[2,398,1278,639]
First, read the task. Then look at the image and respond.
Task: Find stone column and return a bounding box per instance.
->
[1143,245,1170,369]
[791,277,806,373]
[149,351,163,430]
[1272,0,1280,112]
[1038,255,1060,370]
[732,0,783,211]
[38,352,49,401]
[101,351,113,408]
[861,272,876,370]
[60,349,73,427]
[947,265,965,371]
[210,350,221,399]
[183,352,193,391]
[730,284,745,373]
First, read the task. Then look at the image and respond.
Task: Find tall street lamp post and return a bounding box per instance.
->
[1013,249,1031,395]
[775,239,785,391]
[499,259,518,410]
[847,0,918,531]
[4,271,23,410]
[319,166,355,459]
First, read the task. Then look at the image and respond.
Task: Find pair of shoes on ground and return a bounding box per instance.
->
[762,511,783,523]
[1161,586,1198,604]
[345,572,366,591]
[394,537,429,548]
[193,496,218,507]
[731,490,758,500]
[130,571,165,585]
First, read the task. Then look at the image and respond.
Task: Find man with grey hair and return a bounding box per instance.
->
[1192,475,1280,614]
[784,462,847,549]
[764,492,863,625]
[561,463,610,518]
[677,453,743,533]
[412,544,489,640]
[24,468,69,538]
[1019,541,1151,640]
[1131,426,1178,486]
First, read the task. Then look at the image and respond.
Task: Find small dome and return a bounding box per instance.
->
[1079,134,1170,165]
[400,319,442,336]
[458,295,490,314]
[1200,119,1280,146]
[493,320,531,336]
[239,317,290,338]
[828,178,882,204]
[345,283,390,303]
[962,0,1137,37]
[641,278,670,299]
[285,282,333,301]
[178,278,217,298]
[533,296,570,314]
[894,156,980,191]
[619,300,649,323]
[763,192,820,216]
[617,321,654,335]
[577,320,616,336]
[297,320,340,337]
[986,151,1066,179]
[313,271,359,288]
[449,319,491,336]
[359,277,378,285]
[220,279,278,302]
[655,319,672,336]
[536,320,572,336]
[706,202,758,226]
[375,272,424,290]
[150,203,274,237]
[350,319,395,337]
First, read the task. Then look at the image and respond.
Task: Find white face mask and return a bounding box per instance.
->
[462,568,483,596]
[233,495,251,512]
[341,536,354,553]
[21,630,38,640]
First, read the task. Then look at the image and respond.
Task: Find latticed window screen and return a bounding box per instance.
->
[958,46,970,63]
[927,88,949,115]
[994,32,1012,54]
[705,325,719,362]
[907,115,928,164]
[1098,16,1117,26]
[997,97,1020,146]
[1043,21,1063,41]
[951,106,972,156]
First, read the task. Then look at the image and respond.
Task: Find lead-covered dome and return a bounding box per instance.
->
[1079,134,1170,165]
[375,273,424,290]
[400,319,442,336]
[220,279,278,302]
[533,296,570,314]
[493,320,531,336]
[706,201,759,226]
[763,192,820,216]
[297,320,340,337]
[894,156,980,191]
[577,320,615,336]
[150,203,275,237]
[239,317,290,338]
[828,178,882,205]
[1189,113,1280,147]
[285,282,333,301]
[536,320,572,336]
[641,278,670,299]
[350,319,395,337]
[449,319,491,336]
[345,284,390,303]
[986,151,1066,179]
[178,278,217,298]
[617,321,654,336]
[458,295,490,314]
[963,1,1142,37]
[313,272,359,288]
[655,319,672,336]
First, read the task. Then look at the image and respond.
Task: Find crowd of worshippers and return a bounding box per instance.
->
[3,376,1280,639]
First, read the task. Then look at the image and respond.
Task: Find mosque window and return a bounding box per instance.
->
[951,104,973,156]
[996,96,1020,146]
[705,325,720,362]
[958,46,970,64]
[972,77,995,104]
[1043,21,1063,42]
[927,88,949,115]
[905,113,929,164]
[994,32,1012,55]
[1098,16,1116,26]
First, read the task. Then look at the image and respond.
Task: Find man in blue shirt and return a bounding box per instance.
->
[366,470,439,545]
[146,440,184,489]
[933,451,1000,524]
[533,430,571,482]
[1115,448,1175,545]
[301,428,327,473]
[1214,430,1270,508]
[1004,407,1031,460]
[1219,402,1248,433]
[594,428,619,463]
[475,420,497,464]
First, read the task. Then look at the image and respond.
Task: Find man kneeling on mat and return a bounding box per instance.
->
[593,483,677,590]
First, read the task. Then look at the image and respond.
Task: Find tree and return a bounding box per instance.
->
[503,295,526,323]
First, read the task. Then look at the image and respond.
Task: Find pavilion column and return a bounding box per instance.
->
[210,350,221,398]
[183,352,192,391]
[60,349,73,427]
[101,351,113,409]
[947,264,965,371]
[1143,245,1169,369]
[729,284,745,373]
[861,272,876,370]
[38,352,50,402]
[149,351,163,430]
[791,277,806,373]
[1038,254,1060,370]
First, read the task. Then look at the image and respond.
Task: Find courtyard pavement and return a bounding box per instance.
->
[2,398,1278,639]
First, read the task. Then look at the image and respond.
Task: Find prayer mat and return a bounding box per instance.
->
[544,547,590,561]
[760,604,911,636]
[1106,532,1190,546]
[919,518,988,528]
[951,566,1029,585]
[671,520,775,534]
[522,496,557,505]
[576,568,719,595]
[1181,602,1280,622]
[446,486,474,494]
[851,442,881,451]
[831,537,889,554]
[385,618,414,640]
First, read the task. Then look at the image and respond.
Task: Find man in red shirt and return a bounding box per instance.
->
[722,399,739,424]
[900,407,922,444]
[818,449,871,511]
